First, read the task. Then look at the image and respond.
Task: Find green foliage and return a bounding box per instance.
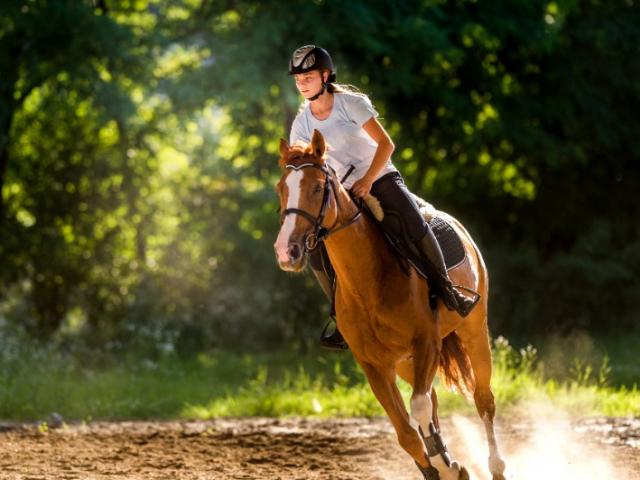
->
[0,0,639,348]
[488,219,640,334]
[183,364,384,417]
[0,335,638,421]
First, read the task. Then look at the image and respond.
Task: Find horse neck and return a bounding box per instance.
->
[323,187,387,288]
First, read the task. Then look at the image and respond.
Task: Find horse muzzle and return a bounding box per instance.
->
[274,241,306,272]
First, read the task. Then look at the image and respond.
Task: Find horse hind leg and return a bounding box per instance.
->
[408,337,470,480]
[464,322,507,480]
[475,387,506,480]
[423,388,472,480]
[430,387,440,431]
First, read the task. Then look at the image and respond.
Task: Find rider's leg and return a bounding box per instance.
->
[419,226,479,317]
[370,172,479,317]
[309,246,348,350]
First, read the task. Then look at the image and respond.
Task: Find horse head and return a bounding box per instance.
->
[274,130,339,272]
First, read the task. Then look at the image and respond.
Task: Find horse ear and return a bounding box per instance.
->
[278,138,290,169]
[311,129,325,160]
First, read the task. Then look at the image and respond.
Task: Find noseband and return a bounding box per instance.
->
[281,162,362,252]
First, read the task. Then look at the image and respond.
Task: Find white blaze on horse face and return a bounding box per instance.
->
[274,170,304,264]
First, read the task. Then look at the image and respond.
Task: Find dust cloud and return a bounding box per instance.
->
[449,403,632,480]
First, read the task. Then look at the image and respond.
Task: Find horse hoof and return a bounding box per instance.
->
[458,466,470,480]
[492,475,507,480]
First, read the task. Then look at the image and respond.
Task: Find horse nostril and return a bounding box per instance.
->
[288,243,301,262]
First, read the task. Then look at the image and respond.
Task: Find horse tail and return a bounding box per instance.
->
[438,332,475,398]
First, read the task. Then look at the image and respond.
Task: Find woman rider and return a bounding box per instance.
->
[287,45,479,350]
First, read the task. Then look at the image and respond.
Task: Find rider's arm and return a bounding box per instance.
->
[351,117,395,198]
[362,117,395,182]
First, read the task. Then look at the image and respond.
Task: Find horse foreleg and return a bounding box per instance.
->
[359,362,437,478]
[409,336,469,480]
[394,361,442,431]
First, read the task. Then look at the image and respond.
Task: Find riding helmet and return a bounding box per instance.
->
[288,45,337,82]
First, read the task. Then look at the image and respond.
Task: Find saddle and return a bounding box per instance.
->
[315,193,471,324]
[362,193,467,278]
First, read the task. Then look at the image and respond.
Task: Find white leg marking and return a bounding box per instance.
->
[410,394,432,433]
[274,171,303,264]
[411,394,461,480]
[483,412,506,476]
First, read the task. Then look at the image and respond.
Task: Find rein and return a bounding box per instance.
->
[282,162,362,252]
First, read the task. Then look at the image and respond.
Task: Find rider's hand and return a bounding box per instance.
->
[351,176,374,199]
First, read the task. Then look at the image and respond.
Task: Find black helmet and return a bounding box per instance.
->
[288,45,336,82]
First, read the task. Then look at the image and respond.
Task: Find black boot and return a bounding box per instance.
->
[312,268,349,351]
[417,229,480,317]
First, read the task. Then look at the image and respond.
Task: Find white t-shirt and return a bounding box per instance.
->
[289,92,398,188]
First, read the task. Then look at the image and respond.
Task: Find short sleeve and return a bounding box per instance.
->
[343,93,378,127]
[289,111,310,145]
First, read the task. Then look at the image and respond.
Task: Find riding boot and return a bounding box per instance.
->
[312,268,349,351]
[417,229,480,317]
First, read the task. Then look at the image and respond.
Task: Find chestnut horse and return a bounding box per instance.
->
[274,130,506,480]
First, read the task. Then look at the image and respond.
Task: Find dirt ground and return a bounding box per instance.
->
[0,416,638,479]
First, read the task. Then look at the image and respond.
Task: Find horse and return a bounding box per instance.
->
[273,129,507,480]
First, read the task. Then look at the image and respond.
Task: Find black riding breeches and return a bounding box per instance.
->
[309,171,428,273]
[369,171,428,243]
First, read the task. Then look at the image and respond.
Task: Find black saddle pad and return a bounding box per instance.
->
[429,216,466,270]
[363,205,467,276]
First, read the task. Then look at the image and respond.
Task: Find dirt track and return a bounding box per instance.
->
[0,416,638,479]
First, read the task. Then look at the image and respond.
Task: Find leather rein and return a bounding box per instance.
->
[281,162,362,252]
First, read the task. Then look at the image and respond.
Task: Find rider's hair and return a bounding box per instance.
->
[319,69,364,96]
[328,82,364,95]
[296,68,369,115]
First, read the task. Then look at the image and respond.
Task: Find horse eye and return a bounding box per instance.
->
[314,183,323,194]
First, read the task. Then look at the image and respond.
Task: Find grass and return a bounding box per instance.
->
[0,333,638,422]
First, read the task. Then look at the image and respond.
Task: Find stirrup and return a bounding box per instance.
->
[319,318,349,351]
[451,284,481,318]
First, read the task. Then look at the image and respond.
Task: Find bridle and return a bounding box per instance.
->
[281,162,362,252]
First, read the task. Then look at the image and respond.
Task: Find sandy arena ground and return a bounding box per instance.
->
[0,416,638,479]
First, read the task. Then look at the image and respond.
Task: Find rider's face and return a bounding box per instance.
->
[294,70,326,99]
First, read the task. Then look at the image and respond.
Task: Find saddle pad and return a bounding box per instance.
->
[429,216,466,270]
